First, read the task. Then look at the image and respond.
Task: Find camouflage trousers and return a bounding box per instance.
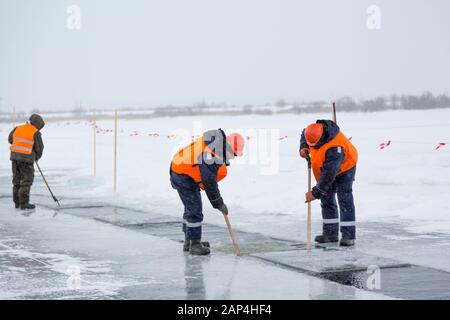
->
[12,160,35,206]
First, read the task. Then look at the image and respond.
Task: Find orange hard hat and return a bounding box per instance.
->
[226,133,245,156]
[305,123,323,147]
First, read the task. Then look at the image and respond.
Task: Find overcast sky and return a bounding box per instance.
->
[1,0,449,111]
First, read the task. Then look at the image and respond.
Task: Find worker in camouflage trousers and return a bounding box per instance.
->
[170,129,245,255]
[8,114,45,210]
[300,120,358,246]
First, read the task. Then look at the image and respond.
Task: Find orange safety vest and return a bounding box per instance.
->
[171,137,228,189]
[10,124,37,155]
[309,131,358,182]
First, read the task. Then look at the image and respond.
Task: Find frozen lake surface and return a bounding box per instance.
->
[1,110,450,299]
[1,171,450,299]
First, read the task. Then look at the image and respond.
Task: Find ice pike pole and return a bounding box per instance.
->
[35,162,61,207]
[304,102,337,252]
[306,154,312,252]
[332,102,337,123]
[223,213,241,256]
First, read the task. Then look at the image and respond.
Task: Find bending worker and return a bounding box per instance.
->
[8,114,45,210]
[299,120,358,246]
[170,129,245,255]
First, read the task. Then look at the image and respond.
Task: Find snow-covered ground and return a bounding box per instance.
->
[2,109,449,235]
[1,109,450,299]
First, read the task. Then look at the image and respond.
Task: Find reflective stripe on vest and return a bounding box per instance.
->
[10,124,37,155]
[10,145,33,153]
[14,137,35,144]
[171,137,228,189]
[309,131,358,182]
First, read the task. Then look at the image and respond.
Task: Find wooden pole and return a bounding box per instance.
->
[306,157,312,252]
[36,162,61,207]
[113,109,118,193]
[93,109,97,176]
[223,214,241,256]
[332,102,337,123]
[12,105,16,128]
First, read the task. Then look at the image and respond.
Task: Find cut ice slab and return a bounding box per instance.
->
[250,249,410,274]
[60,206,180,226]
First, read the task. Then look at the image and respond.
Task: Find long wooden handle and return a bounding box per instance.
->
[113,109,118,193]
[36,162,61,207]
[223,214,241,256]
[332,102,337,123]
[307,166,312,252]
[93,109,97,177]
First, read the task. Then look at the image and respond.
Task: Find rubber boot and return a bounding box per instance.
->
[183,238,210,252]
[340,238,355,247]
[189,240,210,255]
[20,203,36,210]
[314,234,339,243]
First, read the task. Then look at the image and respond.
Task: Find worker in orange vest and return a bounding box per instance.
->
[8,114,45,210]
[170,129,245,255]
[300,120,358,246]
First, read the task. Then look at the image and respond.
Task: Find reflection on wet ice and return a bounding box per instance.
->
[184,255,207,300]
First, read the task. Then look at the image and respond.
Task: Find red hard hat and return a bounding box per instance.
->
[226,133,245,156]
[305,123,323,147]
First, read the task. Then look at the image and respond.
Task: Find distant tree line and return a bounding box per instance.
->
[333,91,450,112]
[273,91,450,115]
[1,91,449,123]
[160,91,450,116]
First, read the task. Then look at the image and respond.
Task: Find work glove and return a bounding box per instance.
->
[299,148,310,159]
[305,191,316,203]
[218,203,229,215]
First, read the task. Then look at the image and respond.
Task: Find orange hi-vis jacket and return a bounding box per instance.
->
[10,124,38,155]
[171,136,228,189]
[309,131,358,182]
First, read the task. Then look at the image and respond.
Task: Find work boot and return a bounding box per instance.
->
[20,203,36,210]
[183,239,210,252]
[340,238,355,247]
[314,234,339,243]
[189,240,211,255]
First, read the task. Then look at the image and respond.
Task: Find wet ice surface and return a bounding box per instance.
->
[251,250,409,274]
[1,171,450,299]
[0,172,390,300]
[0,202,390,300]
